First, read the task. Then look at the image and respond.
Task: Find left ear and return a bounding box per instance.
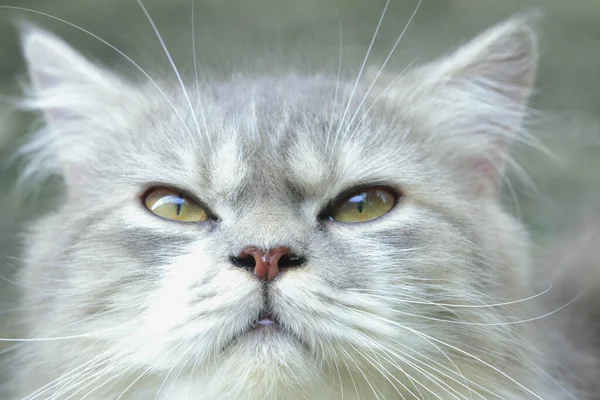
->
[427,16,538,196]
[423,16,538,109]
[379,16,539,196]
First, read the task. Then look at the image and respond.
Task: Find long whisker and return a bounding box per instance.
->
[372,339,476,400]
[189,0,211,149]
[0,312,142,342]
[379,323,491,398]
[381,314,544,399]
[385,345,486,399]
[345,317,477,399]
[347,343,409,400]
[325,2,344,151]
[328,0,390,159]
[0,6,196,144]
[332,300,542,398]
[350,282,554,309]
[153,339,196,400]
[366,344,447,400]
[185,336,203,400]
[387,332,477,399]
[191,0,200,98]
[350,335,422,399]
[338,345,382,400]
[24,340,122,400]
[345,55,419,141]
[391,353,466,400]
[332,357,345,400]
[339,352,361,400]
[63,337,181,400]
[385,291,587,326]
[135,0,211,153]
[64,351,140,400]
[343,0,422,142]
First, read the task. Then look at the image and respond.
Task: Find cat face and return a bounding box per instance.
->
[16,17,539,398]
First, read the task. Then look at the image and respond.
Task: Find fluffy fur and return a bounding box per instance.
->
[5,16,599,400]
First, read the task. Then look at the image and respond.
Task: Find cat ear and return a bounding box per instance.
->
[378,16,539,196]
[424,16,538,108]
[21,24,124,117]
[426,16,538,196]
[19,24,127,188]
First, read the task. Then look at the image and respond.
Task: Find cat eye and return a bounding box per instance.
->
[143,188,209,222]
[329,187,396,223]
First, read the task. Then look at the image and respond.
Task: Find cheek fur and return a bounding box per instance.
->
[131,244,263,368]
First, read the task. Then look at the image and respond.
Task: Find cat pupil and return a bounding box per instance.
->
[176,194,183,215]
[349,194,367,213]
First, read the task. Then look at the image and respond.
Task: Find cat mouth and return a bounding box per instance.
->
[219,309,311,355]
[220,311,281,351]
[252,311,279,329]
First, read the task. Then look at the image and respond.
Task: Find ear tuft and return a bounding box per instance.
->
[396,15,541,197]
[17,24,127,190]
[436,15,539,109]
[20,23,122,103]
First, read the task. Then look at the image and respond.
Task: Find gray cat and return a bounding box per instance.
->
[4,12,600,400]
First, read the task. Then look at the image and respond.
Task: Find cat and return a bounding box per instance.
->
[3,10,600,400]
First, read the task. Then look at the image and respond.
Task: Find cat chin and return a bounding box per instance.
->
[85,328,321,400]
[222,324,310,362]
[187,331,322,400]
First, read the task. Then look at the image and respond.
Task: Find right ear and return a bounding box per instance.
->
[366,16,538,197]
[19,24,128,187]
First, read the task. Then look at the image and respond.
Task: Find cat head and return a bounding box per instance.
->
[18,16,539,398]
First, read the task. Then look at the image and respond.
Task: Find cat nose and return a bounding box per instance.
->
[229,246,306,281]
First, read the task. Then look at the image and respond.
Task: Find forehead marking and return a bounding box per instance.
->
[287,138,328,194]
[210,137,247,198]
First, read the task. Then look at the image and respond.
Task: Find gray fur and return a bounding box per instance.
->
[4,16,600,400]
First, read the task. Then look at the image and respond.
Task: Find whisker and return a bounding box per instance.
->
[388,340,497,399]
[339,353,361,400]
[184,336,202,400]
[135,0,211,154]
[377,343,476,400]
[345,55,419,143]
[329,0,390,160]
[334,301,543,398]
[153,339,195,400]
[0,312,142,342]
[24,343,119,400]
[62,351,138,400]
[397,321,544,399]
[347,342,410,399]
[0,5,197,150]
[189,0,211,155]
[191,0,200,98]
[61,336,180,400]
[343,0,423,143]
[350,283,554,309]
[338,345,382,400]
[324,1,343,151]
[349,326,474,399]
[332,358,345,400]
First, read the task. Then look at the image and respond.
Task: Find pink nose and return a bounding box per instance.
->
[231,246,305,281]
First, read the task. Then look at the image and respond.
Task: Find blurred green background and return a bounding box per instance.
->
[0,0,599,379]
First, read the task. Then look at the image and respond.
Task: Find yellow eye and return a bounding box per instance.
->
[330,188,396,223]
[143,188,209,222]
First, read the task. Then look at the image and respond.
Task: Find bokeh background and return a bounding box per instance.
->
[0,0,599,386]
